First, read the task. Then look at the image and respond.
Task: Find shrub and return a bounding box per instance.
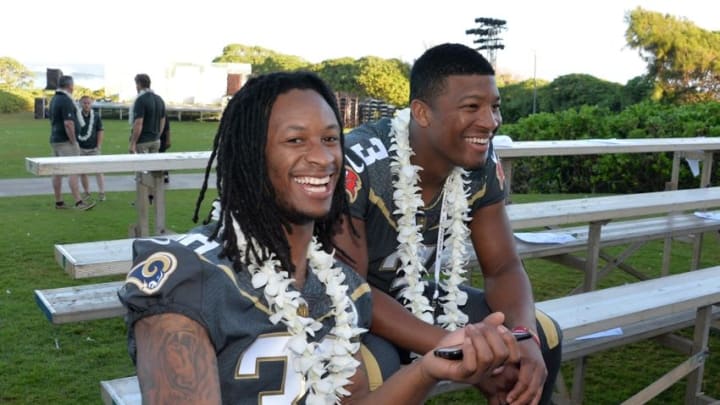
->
[0,87,34,113]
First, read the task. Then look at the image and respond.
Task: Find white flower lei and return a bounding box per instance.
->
[77,109,95,142]
[56,89,86,130]
[389,108,471,331]
[231,218,364,404]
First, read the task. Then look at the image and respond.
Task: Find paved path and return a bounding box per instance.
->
[0,173,216,197]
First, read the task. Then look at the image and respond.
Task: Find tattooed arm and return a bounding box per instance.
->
[135,313,222,404]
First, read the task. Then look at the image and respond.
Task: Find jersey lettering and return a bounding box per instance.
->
[236,334,304,405]
[349,138,388,168]
[177,233,221,256]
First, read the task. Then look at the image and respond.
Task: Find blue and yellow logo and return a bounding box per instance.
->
[126,252,178,294]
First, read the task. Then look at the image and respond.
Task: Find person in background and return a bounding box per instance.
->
[129,73,166,154]
[48,75,95,210]
[159,117,171,183]
[77,95,106,201]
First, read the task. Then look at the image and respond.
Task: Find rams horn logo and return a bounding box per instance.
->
[344,165,362,203]
[126,251,178,294]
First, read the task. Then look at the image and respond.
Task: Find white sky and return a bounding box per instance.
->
[3,0,718,84]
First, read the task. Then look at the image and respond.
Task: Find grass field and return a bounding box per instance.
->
[0,112,718,404]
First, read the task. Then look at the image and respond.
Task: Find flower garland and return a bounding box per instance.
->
[389,108,470,331]
[231,218,364,404]
[77,109,95,142]
[56,89,86,130]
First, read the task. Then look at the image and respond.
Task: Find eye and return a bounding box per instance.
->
[462,103,479,111]
[322,135,340,143]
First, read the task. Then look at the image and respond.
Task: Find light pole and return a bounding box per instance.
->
[465,17,507,69]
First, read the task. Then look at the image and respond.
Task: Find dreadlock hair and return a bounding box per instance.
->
[410,43,495,105]
[192,71,349,276]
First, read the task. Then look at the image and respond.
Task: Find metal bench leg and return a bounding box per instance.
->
[583,221,604,292]
[151,171,167,235]
[685,305,711,404]
[571,357,587,405]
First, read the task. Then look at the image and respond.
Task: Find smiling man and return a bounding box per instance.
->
[118,71,524,404]
[334,43,563,405]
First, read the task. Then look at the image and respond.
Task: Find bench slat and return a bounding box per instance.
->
[536,266,720,340]
[98,265,720,405]
[35,281,125,324]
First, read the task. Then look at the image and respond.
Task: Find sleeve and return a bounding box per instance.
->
[468,143,508,213]
[340,265,373,331]
[95,113,104,131]
[118,238,214,332]
[61,98,75,121]
[132,96,144,119]
[343,134,373,220]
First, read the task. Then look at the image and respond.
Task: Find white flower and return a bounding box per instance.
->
[389,109,470,330]
[230,216,362,403]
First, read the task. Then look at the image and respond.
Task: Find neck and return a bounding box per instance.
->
[286,223,315,289]
[408,122,454,204]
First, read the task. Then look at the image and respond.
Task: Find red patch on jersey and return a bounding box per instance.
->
[344,166,362,203]
[495,152,506,190]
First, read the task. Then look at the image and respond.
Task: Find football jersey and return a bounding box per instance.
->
[344,117,507,294]
[118,224,374,404]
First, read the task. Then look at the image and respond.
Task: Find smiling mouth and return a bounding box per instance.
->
[464,137,489,145]
[294,175,332,193]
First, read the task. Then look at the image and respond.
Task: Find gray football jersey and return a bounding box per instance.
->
[343,118,507,294]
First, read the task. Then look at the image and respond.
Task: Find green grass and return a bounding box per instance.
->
[0,112,718,404]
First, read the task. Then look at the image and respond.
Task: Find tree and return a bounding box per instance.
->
[213,44,310,74]
[625,8,720,103]
[312,57,363,95]
[0,57,34,89]
[355,57,410,107]
[539,74,623,113]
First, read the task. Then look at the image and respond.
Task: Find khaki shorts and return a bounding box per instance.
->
[136,140,161,153]
[80,147,100,156]
[51,142,80,157]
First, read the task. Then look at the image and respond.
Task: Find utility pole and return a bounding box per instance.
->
[465,17,507,69]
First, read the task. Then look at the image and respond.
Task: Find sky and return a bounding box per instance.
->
[3,0,718,86]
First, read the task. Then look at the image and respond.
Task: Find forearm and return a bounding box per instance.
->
[483,264,536,330]
[64,121,76,144]
[131,119,143,143]
[353,358,438,404]
[97,130,104,148]
[370,286,446,354]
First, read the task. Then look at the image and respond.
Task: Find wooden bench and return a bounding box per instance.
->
[96,266,720,405]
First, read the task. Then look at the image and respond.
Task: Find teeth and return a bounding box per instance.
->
[465,137,489,144]
[294,176,330,185]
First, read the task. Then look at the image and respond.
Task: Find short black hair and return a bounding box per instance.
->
[193,71,348,275]
[58,75,74,89]
[410,43,495,103]
[134,73,151,88]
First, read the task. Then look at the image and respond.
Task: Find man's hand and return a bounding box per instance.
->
[502,340,546,405]
[129,142,137,154]
[419,313,520,386]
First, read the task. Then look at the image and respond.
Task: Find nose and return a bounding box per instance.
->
[475,107,501,132]
[306,140,336,167]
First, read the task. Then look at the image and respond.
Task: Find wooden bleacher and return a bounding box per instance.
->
[96,266,720,404]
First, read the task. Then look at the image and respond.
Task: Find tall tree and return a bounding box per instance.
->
[625,8,720,102]
[0,57,34,89]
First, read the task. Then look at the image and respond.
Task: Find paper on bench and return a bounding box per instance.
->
[575,327,623,340]
[514,232,577,244]
[694,211,720,221]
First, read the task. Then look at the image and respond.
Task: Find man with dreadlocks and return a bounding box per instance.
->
[118,71,523,404]
[334,43,563,405]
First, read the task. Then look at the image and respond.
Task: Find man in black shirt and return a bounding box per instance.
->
[129,73,166,154]
[48,75,95,210]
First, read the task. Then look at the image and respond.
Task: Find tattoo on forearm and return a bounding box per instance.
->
[136,315,220,403]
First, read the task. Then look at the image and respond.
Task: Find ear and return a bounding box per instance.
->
[410,99,431,128]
